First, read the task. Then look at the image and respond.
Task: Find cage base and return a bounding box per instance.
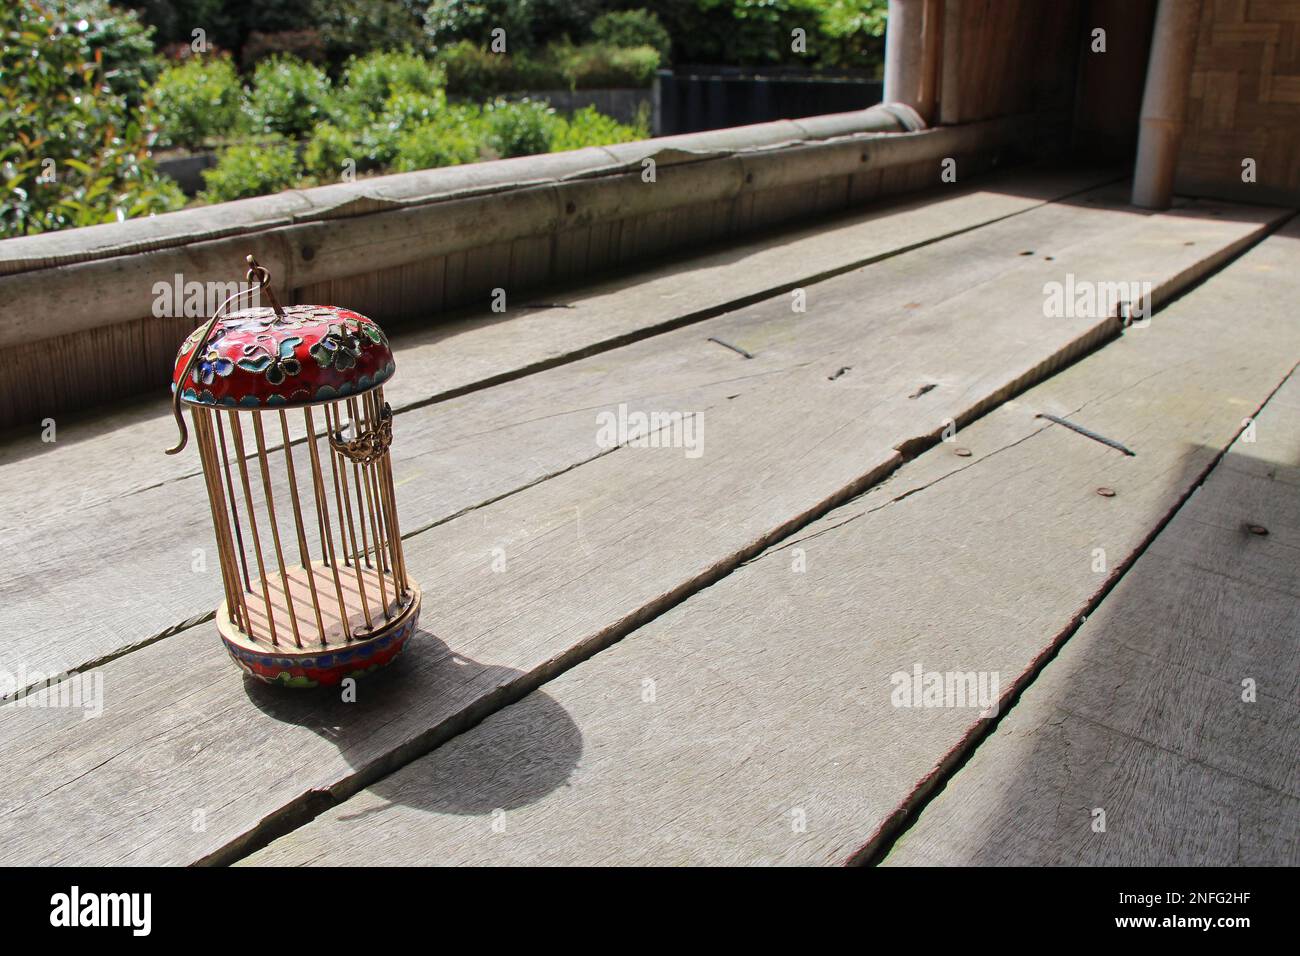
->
[217,569,421,688]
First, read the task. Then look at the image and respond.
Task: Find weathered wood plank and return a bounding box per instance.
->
[242,220,1300,866]
[1,177,1146,682]
[0,199,1280,866]
[882,407,1300,865]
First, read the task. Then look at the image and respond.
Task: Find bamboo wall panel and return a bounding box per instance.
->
[1177,0,1300,202]
[940,0,1083,125]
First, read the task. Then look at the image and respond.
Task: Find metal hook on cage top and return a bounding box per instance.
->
[164,255,287,455]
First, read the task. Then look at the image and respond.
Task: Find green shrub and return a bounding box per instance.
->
[64,0,163,108]
[437,41,566,98]
[424,0,604,52]
[393,110,482,171]
[356,121,405,169]
[438,39,660,96]
[302,123,361,180]
[338,51,444,115]
[200,138,302,201]
[0,0,183,237]
[556,43,660,89]
[424,0,520,49]
[550,105,647,152]
[377,89,449,126]
[338,50,444,116]
[484,98,557,158]
[151,56,246,149]
[248,56,335,139]
[590,9,672,62]
[352,90,452,168]
[315,0,426,66]
[124,0,312,57]
[628,0,886,70]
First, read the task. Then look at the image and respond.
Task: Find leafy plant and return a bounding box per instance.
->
[590,9,671,62]
[0,0,184,238]
[302,123,362,180]
[151,56,246,149]
[313,0,426,65]
[63,0,162,108]
[424,0,604,52]
[437,40,566,98]
[338,50,443,115]
[248,56,335,139]
[550,105,647,152]
[438,39,660,97]
[817,0,889,68]
[200,138,302,201]
[119,0,318,62]
[632,0,887,71]
[381,89,450,125]
[356,89,453,167]
[483,98,558,158]
[393,108,483,170]
[551,42,660,89]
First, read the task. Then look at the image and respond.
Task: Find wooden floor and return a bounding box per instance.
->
[1,165,1296,866]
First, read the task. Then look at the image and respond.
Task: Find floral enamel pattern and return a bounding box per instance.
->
[172,305,395,408]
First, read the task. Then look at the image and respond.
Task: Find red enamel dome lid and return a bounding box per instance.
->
[172,304,395,409]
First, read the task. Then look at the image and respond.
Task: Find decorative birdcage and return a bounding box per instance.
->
[167,256,420,688]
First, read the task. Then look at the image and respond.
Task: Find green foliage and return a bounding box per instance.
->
[820,0,889,38]
[124,0,885,79]
[337,50,443,116]
[550,42,660,89]
[590,9,671,62]
[437,40,566,98]
[118,0,231,50]
[248,56,335,138]
[424,0,526,51]
[0,0,183,238]
[200,138,302,202]
[392,106,483,171]
[301,123,361,180]
[64,0,162,108]
[123,1,423,71]
[549,105,647,152]
[635,0,888,70]
[380,89,450,125]
[724,0,822,65]
[424,0,604,52]
[313,0,426,65]
[2,0,675,226]
[483,98,557,158]
[811,0,889,68]
[354,89,451,167]
[438,40,659,97]
[151,56,246,149]
[119,0,317,60]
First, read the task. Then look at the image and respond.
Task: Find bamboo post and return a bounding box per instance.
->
[1132,0,1201,209]
[884,0,943,124]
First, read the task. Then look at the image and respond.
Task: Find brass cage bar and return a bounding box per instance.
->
[189,389,407,651]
